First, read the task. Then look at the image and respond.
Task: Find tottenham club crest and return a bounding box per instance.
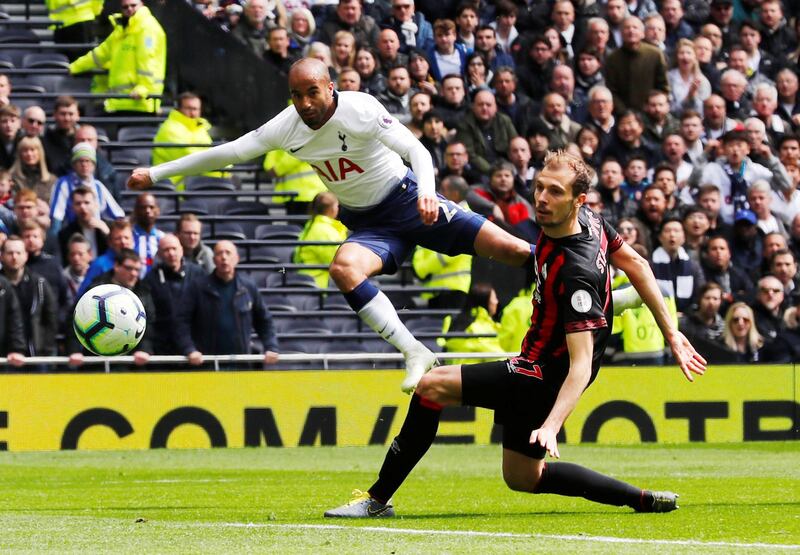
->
[338,132,348,152]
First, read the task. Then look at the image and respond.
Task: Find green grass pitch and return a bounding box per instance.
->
[0,443,798,553]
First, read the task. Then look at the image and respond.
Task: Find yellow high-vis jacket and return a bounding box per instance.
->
[46,0,103,27]
[152,109,224,189]
[69,6,166,113]
[263,150,327,204]
[294,214,348,288]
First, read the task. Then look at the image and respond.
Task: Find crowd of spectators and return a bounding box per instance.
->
[189,0,800,363]
[3,0,800,369]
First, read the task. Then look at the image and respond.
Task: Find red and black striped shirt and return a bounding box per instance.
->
[519,206,624,387]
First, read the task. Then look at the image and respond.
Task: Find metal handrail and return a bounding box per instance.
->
[0,352,513,372]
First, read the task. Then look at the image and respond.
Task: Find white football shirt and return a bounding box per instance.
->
[150,91,435,209]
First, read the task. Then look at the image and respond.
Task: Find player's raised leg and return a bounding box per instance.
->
[473,219,535,267]
[501,447,678,512]
[329,242,436,393]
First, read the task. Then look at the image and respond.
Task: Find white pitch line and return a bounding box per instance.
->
[190,522,800,551]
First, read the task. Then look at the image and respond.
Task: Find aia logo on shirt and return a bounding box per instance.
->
[310,158,365,182]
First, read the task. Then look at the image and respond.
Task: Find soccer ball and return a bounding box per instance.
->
[73,284,147,356]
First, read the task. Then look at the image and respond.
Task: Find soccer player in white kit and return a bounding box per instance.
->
[128,58,532,393]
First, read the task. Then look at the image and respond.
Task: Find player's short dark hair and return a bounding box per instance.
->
[542,150,593,197]
[421,109,443,125]
[115,248,140,266]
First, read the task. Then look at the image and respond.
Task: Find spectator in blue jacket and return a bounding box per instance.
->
[426,18,467,82]
[77,218,134,298]
[176,240,279,366]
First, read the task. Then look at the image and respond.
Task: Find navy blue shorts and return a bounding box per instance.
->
[338,170,487,274]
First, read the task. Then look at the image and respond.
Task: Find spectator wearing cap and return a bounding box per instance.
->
[758,0,797,59]
[692,129,792,224]
[705,0,738,50]
[55,124,118,200]
[604,16,669,115]
[454,89,517,176]
[426,18,467,82]
[0,104,21,169]
[419,110,447,173]
[515,35,556,101]
[651,216,705,314]
[317,0,379,50]
[382,0,433,52]
[407,49,437,96]
[730,207,762,277]
[493,67,538,137]
[474,25,514,73]
[49,143,123,234]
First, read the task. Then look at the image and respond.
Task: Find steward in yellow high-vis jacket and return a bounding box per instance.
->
[152,93,225,189]
[263,149,327,215]
[69,1,165,114]
[294,191,347,288]
[47,0,103,55]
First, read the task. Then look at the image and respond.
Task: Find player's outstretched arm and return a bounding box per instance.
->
[127,125,276,190]
[609,242,707,381]
[530,331,593,458]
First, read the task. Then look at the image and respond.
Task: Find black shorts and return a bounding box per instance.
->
[461,358,561,459]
